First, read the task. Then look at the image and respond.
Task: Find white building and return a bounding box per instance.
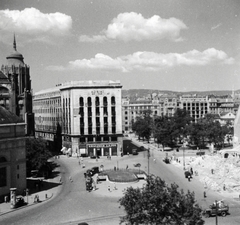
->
[33,80,123,157]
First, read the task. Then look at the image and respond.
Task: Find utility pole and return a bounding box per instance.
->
[215,200,218,225]
[147,147,150,175]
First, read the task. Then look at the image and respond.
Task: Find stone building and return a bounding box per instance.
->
[0,106,26,201]
[0,35,34,136]
[33,80,123,156]
[180,94,209,121]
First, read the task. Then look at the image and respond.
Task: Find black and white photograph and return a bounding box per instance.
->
[0,1,240,224]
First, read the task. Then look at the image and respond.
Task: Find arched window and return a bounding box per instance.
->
[111,96,115,105]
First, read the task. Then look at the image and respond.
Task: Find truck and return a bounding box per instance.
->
[202,201,229,218]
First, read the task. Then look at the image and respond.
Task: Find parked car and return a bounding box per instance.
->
[132,149,138,155]
[15,195,25,207]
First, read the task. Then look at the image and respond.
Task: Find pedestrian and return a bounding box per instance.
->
[114,182,117,190]
[78,160,80,165]
[59,176,62,184]
[204,191,206,198]
[223,184,226,191]
[190,167,193,175]
[126,165,128,170]
[108,185,111,192]
[69,176,73,182]
[188,175,191,182]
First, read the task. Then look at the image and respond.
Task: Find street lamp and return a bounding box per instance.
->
[147,147,150,175]
[182,141,186,170]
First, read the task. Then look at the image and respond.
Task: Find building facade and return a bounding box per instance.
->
[33,80,123,156]
[0,36,34,136]
[180,95,209,121]
[0,106,26,201]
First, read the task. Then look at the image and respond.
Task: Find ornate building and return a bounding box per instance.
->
[0,35,34,135]
[0,106,26,201]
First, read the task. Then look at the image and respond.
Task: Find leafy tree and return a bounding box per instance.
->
[153,116,174,149]
[119,175,204,225]
[132,110,153,142]
[26,137,52,175]
[172,109,193,143]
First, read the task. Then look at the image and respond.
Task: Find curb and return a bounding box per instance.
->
[0,192,54,216]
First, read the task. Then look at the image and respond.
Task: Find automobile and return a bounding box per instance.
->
[202,202,229,218]
[132,149,138,155]
[86,166,99,177]
[15,195,25,207]
[184,171,192,178]
[133,163,141,167]
[163,158,170,164]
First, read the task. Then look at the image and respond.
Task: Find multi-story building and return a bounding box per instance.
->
[33,80,123,157]
[208,95,236,115]
[158,94,180,117]
[122,98,163,132]
[180,94,209,121]
[122,94,181,132]
[0,106,26,200]
[0,35,34,136]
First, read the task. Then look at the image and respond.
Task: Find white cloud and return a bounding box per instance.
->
[0,8,72,36]
[46,48,234,72]
[79,12,187,43]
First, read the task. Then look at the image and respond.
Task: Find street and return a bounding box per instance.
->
[1,142,240,225]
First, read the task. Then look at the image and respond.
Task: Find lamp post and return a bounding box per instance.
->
[147,147,150,175]
[183,141,186,170]
[215,200,218,225]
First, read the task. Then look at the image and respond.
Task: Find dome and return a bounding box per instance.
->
[6,35,24,66]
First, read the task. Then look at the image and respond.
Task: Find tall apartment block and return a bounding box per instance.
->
[33,80,123,157]
[180,95,209,121]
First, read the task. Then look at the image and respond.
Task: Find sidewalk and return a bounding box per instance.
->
[0,163,62,216]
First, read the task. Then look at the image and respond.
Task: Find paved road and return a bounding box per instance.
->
[1,143,240,224]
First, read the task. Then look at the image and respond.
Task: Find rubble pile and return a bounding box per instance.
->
[187,154,240,193]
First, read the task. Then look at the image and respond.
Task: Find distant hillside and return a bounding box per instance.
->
[122,89,237,99]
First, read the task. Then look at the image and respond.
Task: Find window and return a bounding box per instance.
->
[125,117,128,120]
[125,111,128,115]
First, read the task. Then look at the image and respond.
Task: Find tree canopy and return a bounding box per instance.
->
[26,137,52,174]
[119,175,204,225]
[132,109,153,142]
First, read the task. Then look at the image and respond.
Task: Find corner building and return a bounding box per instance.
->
[33,80,123,157]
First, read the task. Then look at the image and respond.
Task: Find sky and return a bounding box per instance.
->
[0,0,240,93]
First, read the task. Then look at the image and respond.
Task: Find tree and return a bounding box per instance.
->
[26,137,52,175]
[172,109,193,143]
[119,175,204,225]
[132,110,153,142]
[153,116,174,149]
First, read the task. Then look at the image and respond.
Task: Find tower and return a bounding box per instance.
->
[0,35,34,135]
